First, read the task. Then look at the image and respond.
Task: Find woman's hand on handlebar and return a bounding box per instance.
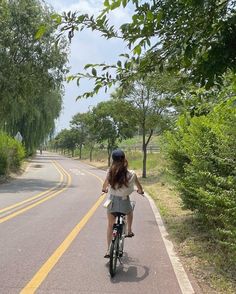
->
[102,188,108,193]
[137,189,145,196]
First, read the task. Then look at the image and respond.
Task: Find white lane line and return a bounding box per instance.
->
[69,168,85,176]
[144,192,195,294]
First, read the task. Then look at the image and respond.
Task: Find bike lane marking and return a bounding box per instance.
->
[0,161,71,224]
[20,192,106,293]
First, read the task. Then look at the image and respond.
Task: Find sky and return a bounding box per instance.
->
[44,0,133,132]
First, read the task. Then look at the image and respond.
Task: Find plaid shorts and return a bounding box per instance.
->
[107,195,133,215]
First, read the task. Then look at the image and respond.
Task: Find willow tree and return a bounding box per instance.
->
[0,0,68,155]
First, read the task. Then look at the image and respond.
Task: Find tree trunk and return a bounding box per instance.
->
[89,146,93,162]
[142,144,147,178]
[107,146,111,167]
[79,144,82,159]
[142,129,153,178]
[142,129,147,178]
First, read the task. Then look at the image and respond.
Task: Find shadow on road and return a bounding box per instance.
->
[105,252,149,283]
[0,178,63,194]
[31,155,65,162]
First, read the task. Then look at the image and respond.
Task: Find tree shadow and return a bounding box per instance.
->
[30,155,65,162]
[0,178,73,194]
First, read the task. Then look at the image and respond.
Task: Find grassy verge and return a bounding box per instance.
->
[142,179,236,293]
[80,149,236,293]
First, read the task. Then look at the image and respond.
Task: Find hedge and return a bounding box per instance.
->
[163,97,236,264]
[0,132,25,176]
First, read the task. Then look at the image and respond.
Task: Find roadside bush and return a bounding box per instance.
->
[163,98,236,265]
[0,132,25,175]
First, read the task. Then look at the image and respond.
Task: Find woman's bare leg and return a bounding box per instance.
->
[127,211,133,234]
[107,213,116,251]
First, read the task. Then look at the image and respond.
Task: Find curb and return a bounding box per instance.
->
[144,192,195,294]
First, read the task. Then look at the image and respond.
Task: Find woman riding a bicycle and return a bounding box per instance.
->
[102,149,144,258]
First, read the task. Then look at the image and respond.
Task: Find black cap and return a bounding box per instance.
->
[112,149,125,161]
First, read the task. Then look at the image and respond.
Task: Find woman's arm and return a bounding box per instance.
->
[102,177,109,193]
[134,174,144,195]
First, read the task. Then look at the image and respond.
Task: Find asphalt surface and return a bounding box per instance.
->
[0,152,196,293]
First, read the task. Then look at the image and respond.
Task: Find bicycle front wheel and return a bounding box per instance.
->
[109,237,119,277]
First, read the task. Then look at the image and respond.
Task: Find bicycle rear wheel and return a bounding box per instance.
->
[119,223,126,257]
[109,237,119,277]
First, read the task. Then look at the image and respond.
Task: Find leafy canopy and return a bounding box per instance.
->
[55,0,236,98]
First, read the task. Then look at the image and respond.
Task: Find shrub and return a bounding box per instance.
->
[0,132,25,175]
[163,98,236,263]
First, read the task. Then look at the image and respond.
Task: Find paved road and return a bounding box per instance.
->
[0,152,197,293]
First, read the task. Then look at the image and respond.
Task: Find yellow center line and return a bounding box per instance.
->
[0,161,63,215]
[0,161,71,224]
[20,193,106,294]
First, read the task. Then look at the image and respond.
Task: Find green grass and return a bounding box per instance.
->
[119,134,161,147]
[127,152,160,171]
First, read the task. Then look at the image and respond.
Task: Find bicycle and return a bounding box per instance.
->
[109,212,127,277]
[109,201,136,278]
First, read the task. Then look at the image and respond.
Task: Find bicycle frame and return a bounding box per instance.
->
[108,202,135,277]
[109,213,126,277]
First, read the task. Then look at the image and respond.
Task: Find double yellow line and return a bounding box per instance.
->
[20,193,106,293]
[20,164,106,294]
[0,161,71,224]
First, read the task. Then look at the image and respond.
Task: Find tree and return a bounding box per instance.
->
[0,0,68,155]
[55,0,236,98]
[91,99,136,166]
[113,71,174,177]
[70,113,93,159]
[53,129,80,157]
[70,112,98,161]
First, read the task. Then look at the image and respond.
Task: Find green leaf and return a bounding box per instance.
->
[35,25,46,39]
[92,68,97,76]
[202,51,209,61]
[132,15,138,23]
[119,53,130,59]
[156,10,163,24]
[67,76,75,82]
[133,44,141,55]
[84,64,93,69]
[51,13,62,24]
[117,60,122,67]
[104,0,110,7]
[111,0,121,10]
[122,0,127,7]
[147,11,154,21]
[94,84,101,93]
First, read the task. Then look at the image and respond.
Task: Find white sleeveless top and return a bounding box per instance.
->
[108,170,136,197]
